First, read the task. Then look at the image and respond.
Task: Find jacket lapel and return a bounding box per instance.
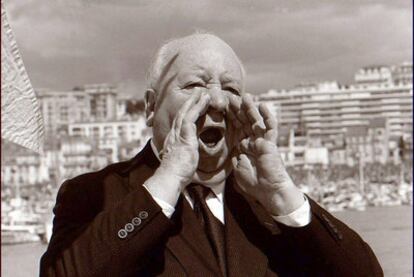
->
[224,176,271,277]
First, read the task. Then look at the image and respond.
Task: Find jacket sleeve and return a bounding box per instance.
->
[276,197,384,276]
[39,178,174,277]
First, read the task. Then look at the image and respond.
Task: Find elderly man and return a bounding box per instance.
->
[40,34,382,277]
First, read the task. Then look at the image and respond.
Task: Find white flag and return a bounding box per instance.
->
[1,3,44,153]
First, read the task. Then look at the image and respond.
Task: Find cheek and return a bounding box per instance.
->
[158,93,189,123]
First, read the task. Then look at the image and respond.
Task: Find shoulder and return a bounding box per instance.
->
[58,158,132,193]
[52,157,139,217]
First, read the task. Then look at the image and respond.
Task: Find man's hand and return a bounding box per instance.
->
[144,93,211,206]
[228,94,304,216]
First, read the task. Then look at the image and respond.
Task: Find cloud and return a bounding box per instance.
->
[4,0,412,98]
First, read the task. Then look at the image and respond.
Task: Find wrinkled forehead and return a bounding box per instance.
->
[169,37,244,80]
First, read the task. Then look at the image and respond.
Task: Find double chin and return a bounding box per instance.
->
[193,154,233,187]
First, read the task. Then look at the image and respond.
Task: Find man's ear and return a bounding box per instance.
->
[144,89,157,127]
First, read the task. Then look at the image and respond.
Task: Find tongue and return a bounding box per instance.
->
[200,128,222,145]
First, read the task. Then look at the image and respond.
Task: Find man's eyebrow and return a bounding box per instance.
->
[221,72,240,84]
[158,52,180,86]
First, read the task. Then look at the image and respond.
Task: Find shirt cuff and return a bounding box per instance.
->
[271,195,311,227]
[143,185,175,218]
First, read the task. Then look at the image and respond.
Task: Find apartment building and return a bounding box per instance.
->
[37,84,118,135]
[257,63,412,153]
[67,116,151,162]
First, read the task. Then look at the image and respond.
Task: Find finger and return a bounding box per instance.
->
[180,94,211,139]
[228,94,255,137]
[258,103,278,141]
[229,94,250,126]
[175,93,202,130]
[227,106,243,129]
[242,94,266,137]
[185,93,211,123]
[258,103,278,132]
[231,155,240,169]
[239,138,255,157]
[242,94,261,124]
[237,154,254,174]
[228,94,242,114]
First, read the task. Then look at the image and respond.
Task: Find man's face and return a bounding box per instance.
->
[150,38,244,176]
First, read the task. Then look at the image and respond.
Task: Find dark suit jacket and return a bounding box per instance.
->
[40,141,383,277]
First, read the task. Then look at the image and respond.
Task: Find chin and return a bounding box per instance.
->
[193,149,233,186]
[193,160,233,186]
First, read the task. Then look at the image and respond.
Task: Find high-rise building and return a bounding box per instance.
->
[81,84,117,121]
[37,89,91,135]
[256,62,413,163]
[354,62,412,85]
[37,83,118,135]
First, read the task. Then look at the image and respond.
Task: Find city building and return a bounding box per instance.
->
[343,118,390,166]
[257,62,413,165]
[277,128,329,167]
[1,140,50,187]
[354,62,412,85]
[37,89,91,135]
[58,136,110,181]
[37,83,118,135]
[391,62,413,85]
[81,84,117,121]
[67,116,151,162]
[354,65,393,85]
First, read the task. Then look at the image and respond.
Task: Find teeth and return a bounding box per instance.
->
[205,142,217,147]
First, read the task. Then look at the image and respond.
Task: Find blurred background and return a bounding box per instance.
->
[1,0,412,276]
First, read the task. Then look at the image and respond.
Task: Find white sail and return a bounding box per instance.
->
[1,2,44,153]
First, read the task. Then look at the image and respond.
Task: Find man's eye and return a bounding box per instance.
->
[224,87,240,95]
[184,83,204,90]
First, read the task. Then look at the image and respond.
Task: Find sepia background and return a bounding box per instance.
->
[1,0,412,276]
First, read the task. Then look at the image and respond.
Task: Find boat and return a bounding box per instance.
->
[1,198,45,245]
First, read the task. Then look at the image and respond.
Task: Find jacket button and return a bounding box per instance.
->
[125,223,135,233]
[118,229,127,239]
[132,217,142,226]
[139,211,149,219]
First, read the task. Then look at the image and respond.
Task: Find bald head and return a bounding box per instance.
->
[146,33,246,91]
[144,32,245,184]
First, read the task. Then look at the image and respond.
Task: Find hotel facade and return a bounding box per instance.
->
[256,62,413,165]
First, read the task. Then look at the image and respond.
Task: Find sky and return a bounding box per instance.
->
[5,0,412,98]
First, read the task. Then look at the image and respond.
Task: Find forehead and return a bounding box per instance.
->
[170,39,243,79]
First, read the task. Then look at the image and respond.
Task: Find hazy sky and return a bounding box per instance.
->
[5,0,412,98]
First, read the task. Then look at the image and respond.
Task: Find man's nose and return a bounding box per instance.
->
[206,87,228,112]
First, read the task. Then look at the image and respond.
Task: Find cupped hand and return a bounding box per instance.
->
[158,92,211,188]
[228,94,304,215]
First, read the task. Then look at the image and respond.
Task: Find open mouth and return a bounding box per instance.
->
[199,127,224,148]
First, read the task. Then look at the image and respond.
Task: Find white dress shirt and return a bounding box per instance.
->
[144,140,311,227]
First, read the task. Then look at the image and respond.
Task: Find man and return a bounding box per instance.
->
[40,33,383,276]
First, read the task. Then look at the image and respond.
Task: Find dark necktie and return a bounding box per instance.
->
[187,184,227,277]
